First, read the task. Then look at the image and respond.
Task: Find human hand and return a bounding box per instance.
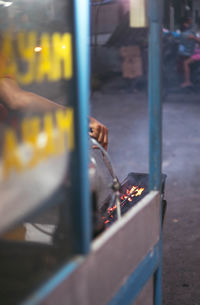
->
[89,117,108,150]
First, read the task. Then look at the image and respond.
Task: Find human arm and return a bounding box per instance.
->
[0,77,64,112]
[0,78,109,149]
[187,34,200,44]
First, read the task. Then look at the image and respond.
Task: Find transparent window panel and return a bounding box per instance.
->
[0,1,78,304]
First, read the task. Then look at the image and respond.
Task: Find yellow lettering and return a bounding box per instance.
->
[56,108,74,151]
[2,129,22,179]
[21,117,40,167]
[0,33,17,78]
[2,109,75,180]
[36,33,52,82]
[16,32,36,85]
[0,31,73,84]
[43,113,55,156]
[50,33,73,81]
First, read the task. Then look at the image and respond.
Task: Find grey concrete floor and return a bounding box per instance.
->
[91,88,200,305]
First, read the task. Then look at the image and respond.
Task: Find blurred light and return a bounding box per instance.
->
[62,45,66,49]
[130,0,148,28]
[34,46,42,53]
[0,1,13,7]
[185,5,191,11]
[37,133,47,149]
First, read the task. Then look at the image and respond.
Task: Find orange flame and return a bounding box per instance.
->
[104,185,145,224]
[120,185,144,201]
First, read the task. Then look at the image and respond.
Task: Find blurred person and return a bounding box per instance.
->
[181,35,200,88]
[178,16,195,56]
[177,16,196,78]
[120,45,143,93]
[0,77,108,150]
[0,77,108,243]
[0,6,108,150]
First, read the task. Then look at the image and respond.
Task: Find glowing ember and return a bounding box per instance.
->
[104,185,145,224]
[107,205,117,213]
[120,185,144,202]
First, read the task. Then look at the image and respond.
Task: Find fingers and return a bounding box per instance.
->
[89,117,108,150]
[89,127,106,149]
[103,126,108,151]
[97,126,105,147]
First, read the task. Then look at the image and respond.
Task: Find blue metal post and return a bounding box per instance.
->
[148,0,163,192]
[73,0,91,254]
[148,1,163,304]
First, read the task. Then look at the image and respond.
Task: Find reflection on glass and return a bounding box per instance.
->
[0,2,76,303]
[0,0,74,208]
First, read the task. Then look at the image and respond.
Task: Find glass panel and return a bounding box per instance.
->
[0,1,77,303]
[0,0,75,232]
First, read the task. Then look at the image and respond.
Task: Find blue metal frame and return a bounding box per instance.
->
[148,1,164,305]
[148,0,163,192]
[73,0,91,254]
[21,0,164,303]
[20,5,92,303]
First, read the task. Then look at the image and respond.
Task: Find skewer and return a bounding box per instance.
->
[116,190,121,220]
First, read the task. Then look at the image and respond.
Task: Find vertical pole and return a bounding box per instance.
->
[154,264,162,305]
[73,0,91,254]
[148,0,163,191]
[148,1,163,305]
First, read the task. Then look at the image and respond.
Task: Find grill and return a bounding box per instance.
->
[90,139,167,235]
[100,172,167,228]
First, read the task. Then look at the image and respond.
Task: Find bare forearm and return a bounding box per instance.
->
[0,78,109,148]
[23,92,65,112]
[0,78,64,112]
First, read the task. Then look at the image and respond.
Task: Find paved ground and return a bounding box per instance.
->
[91,85,200,305]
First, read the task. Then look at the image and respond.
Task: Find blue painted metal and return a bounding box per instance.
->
[154,260,162,305]
[73,0,91,254]
[108,244,160,305]
[23,1,164,304]
[148,0,163,192]
[21,258,82,305]
[148,1,164,304]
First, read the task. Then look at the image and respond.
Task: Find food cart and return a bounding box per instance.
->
[0,0,164,304]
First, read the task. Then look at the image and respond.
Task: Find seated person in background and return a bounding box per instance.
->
[177,17,196,78]
[181,36,200,88]
[0,77,108,150]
